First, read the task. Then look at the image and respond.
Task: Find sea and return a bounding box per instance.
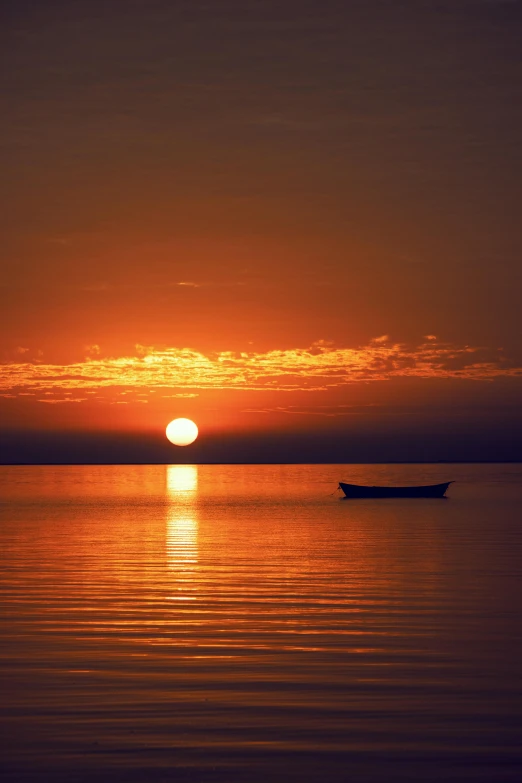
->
[1,463,522,783]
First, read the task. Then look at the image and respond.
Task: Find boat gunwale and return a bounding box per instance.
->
[339,480,454,491]
[338,480,454,498]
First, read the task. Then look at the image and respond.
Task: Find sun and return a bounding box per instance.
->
[166,418,199,446]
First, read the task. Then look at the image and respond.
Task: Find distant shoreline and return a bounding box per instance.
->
[1,460,520,467]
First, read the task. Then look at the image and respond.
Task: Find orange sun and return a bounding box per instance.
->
[165,418,199,446]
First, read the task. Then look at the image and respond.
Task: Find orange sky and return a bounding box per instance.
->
[1,0,522,462]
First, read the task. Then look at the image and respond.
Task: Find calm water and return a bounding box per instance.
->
[1,464,522,782]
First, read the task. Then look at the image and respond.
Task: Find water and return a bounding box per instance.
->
[1,463,522,782]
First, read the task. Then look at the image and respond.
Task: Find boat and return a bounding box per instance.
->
[338,481,453,499]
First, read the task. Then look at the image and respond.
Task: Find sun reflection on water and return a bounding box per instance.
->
[165,466,199,598]
[166,464,198,494]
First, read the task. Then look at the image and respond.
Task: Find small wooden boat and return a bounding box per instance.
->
[339,481,453,499]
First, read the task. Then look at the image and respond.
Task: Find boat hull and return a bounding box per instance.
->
[339,481,453,499]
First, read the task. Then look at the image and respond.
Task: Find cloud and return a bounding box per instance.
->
[162,393,200,398]
[0,338,520,400]
[242,404,382,417]
[37,397,88,404]
[172,281,246,289]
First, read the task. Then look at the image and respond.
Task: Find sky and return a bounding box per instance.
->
[1,0,521,463]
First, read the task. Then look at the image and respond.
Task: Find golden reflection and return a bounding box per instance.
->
[167,464,198,493]
[165,466,199,598]
[166,515,198,567]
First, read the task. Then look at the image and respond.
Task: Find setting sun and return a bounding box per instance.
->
[166,418,199,446]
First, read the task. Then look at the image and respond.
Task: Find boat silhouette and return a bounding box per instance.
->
[339,481,453,499]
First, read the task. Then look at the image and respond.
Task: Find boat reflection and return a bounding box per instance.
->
[165,466,199,599]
